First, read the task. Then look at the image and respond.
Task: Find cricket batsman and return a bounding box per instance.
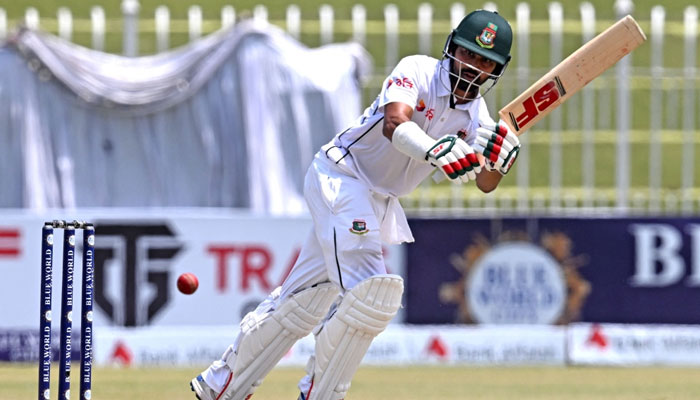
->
[191,9,520,400]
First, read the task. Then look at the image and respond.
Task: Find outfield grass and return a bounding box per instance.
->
[3,364,700,399]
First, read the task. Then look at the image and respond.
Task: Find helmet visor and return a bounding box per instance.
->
[440,51,503,101]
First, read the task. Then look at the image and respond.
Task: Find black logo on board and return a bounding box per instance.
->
[94,223,182,327]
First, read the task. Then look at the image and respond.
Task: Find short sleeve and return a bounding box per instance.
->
[377,56,423,110]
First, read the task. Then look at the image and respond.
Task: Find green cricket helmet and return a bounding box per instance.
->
[441,10,513,100]
[448,9,512,68]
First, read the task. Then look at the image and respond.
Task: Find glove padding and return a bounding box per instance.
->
[427,135,481,183]
[473,121,521,175]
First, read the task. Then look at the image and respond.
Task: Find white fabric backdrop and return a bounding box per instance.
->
[0,20,371,213]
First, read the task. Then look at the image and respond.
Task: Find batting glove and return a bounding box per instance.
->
[473,121,521,175]
[427,134,481,183]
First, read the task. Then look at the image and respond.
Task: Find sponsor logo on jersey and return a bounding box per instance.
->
[387,76,414,89]
[349,219,369,235]
[416,99,434,120]
[476,22,498,49]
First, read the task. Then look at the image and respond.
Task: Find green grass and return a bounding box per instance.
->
[4,364,700,399]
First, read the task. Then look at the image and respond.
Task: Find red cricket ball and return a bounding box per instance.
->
[177,272,199,295]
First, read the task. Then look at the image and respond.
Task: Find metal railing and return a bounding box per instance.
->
[1,1,698,215]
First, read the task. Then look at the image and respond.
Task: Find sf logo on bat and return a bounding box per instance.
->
[507,76,567,132]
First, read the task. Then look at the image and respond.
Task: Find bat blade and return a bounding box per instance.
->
[498,15,646,135]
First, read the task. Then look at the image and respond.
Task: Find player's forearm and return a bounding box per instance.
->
[383,102,414,141]
[476,169,503,193]
[391,121,434,161]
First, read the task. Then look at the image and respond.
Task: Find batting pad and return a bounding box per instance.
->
[309,274,404,400]
[221,282,340,400]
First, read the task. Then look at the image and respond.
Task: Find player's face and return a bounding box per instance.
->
[452,46,498,84]
[443,45,501,102]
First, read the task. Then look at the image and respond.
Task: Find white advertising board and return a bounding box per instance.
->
[92,324,567,367]
[0,210,405,331]
[407,324,567,365]
[569,323,700,366]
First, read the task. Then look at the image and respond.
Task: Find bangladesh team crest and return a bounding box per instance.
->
[476,22,498,49]
[349,219,369,235]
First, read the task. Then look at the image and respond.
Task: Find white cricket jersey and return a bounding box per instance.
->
[323,55,496,197]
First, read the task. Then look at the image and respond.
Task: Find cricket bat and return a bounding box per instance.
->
[499,15,646,135]
[432,15,646,182]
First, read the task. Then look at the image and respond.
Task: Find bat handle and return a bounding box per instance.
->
[432,170,445,183]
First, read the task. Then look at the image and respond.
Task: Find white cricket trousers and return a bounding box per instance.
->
[202,151,391,393]
[281,151,389,297]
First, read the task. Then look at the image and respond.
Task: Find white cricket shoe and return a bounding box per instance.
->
[190,374,219,400]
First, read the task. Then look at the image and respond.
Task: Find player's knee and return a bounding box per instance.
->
[345,274,404,320]
[308,275,403,400]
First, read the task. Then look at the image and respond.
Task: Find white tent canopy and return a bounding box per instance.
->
[0,20,371,214]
